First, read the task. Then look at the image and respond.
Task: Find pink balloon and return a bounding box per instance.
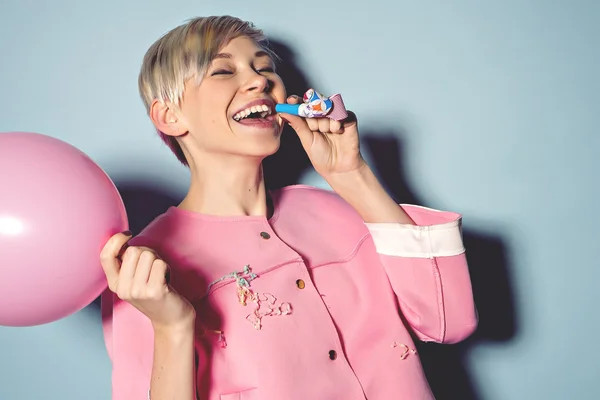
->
[0,132,128,326]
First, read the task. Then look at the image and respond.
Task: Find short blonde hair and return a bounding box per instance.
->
[138,16,277,165]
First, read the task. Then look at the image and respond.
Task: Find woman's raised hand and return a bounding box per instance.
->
[100,232,195,332]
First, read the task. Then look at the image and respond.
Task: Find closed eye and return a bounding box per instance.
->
[211,69,233,76]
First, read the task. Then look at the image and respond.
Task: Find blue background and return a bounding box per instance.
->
[1,1,598,399]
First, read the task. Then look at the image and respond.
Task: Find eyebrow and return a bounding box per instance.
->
[213,50,271,60]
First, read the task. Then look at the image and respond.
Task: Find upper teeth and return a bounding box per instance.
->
[233,104,272,121]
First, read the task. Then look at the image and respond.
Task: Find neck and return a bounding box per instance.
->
[179,153,270,218]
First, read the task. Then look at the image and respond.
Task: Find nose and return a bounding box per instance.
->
[242,70,271,93]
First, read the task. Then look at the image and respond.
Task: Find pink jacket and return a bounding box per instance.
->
[101,185,478,400]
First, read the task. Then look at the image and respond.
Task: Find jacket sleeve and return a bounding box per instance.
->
[102,290,155,400]
[365,204,478,344]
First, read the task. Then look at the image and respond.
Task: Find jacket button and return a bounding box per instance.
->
[296,279,305,289]
[260,232,271,239]
[329,350,337,360]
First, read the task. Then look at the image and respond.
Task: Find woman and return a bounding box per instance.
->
[100,15,478,400]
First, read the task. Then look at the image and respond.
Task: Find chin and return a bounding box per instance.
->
[244,137,281,158]
[233,124,282,151]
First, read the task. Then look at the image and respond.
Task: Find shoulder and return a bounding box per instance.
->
[273,184,356,214]
[127,208,180,250]
[272,184,364,226]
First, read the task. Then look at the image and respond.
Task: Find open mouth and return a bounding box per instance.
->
[232,104,275,122]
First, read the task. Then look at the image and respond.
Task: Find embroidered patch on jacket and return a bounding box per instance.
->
[207,264,258,295]
[208,265,292,330]
[391,342,417,360]
[245,293,292,330]
[198,329,228,348]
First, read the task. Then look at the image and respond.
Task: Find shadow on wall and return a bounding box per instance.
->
[93,39,517,400]
[268,39,518,400]
[364,134,516,400]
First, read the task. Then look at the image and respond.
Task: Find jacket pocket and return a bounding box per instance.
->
[220,387,258,400]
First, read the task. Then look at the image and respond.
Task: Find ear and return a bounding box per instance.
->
[149,100,187,137]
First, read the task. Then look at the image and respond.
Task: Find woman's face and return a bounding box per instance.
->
[177,35,287,161]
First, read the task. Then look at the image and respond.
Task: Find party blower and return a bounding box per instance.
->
[275,89,348,121]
